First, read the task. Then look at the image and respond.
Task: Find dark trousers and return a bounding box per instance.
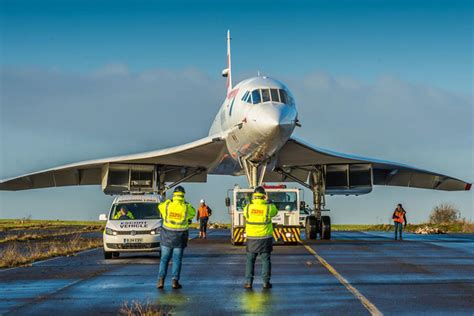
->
[394,222,403,240]
[245,252,271,283]
[199,217,208,233]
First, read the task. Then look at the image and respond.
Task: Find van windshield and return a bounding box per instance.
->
[110,202,160,220]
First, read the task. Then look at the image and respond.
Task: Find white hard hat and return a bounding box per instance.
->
[200,199,205,204]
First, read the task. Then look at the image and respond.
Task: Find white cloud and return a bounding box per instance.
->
[92,63,130,77]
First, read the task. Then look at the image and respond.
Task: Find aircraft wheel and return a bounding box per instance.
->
[321,216,331,240]
[305,216,318,240]
[104,251,112,260]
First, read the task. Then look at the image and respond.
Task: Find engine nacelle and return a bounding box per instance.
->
[101,164,156,195]
[325,164,373,195]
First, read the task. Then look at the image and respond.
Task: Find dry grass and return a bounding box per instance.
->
[0,219,104,231]
[333,222,474,233]
[0,235,103,268]
[460,219,474,233]
[0,227,103,244]
[120,301,172,316]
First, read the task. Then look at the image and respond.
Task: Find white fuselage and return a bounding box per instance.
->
[208,76,298,175]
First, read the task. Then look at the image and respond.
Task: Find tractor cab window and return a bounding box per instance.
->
[236,192,253,211]
[267,192,297,211]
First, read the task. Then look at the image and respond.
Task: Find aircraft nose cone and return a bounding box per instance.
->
[249,103,297,138]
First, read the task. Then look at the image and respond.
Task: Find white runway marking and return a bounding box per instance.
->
[302,243,383,316]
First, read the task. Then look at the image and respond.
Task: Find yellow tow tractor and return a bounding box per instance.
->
[226,184,303,245]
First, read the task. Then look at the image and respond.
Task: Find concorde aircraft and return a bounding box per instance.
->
[1,31,471,238]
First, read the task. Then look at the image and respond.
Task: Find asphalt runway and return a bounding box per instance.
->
[1,230,473,315]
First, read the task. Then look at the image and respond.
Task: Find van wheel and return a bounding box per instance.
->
[104,251,112,259]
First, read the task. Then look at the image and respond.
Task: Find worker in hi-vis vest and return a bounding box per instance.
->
[197,199,212,239]
[157,186,196,289]
[113,206,135,220]
[392,203,407,240]
[243,186,278,289]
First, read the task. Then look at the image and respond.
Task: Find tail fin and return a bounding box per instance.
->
[221,29,232,92]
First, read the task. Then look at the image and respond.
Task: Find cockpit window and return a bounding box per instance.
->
[270,89,280,102]
[251,89,261,104]
[246,93,252,103]
[261,89,271,102]
[248,88,292,105]
[279,89,288,104]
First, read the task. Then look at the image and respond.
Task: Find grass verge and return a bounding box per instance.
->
[0,235,102,268]
[0,219,104,231]
[332,221,474,233]
[0,227,103,244]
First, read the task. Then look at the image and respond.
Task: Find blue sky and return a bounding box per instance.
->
[0,0,472,223]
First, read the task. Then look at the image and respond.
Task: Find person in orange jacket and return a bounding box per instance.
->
[197,199,212,239]
[392,203,407,240]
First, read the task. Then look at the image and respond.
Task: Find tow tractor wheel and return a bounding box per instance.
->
[305,216,319,240]
[104,251,112,260]
[112,252,120,258]
[231,238,243,246]
[321,216,331,240]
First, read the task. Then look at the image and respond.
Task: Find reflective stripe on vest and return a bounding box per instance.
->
[164,201,188,226]
[245,204,271,225]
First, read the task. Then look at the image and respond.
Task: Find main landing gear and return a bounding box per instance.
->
[305,166,331,240]
[275,165,332,241]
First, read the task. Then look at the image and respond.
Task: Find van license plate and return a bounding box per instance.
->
[124,238,143,243]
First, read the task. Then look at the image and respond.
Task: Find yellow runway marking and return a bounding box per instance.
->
[302,244,383,316]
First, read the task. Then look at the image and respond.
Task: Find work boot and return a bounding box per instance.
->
[172,280,182,289]
[244,282,253,289]
[156,278,164,289]
[263,282,272,289]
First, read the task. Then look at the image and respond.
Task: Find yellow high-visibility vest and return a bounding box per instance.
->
[243,199,278,238]
[159,196,196,231]
[113,211,135,220]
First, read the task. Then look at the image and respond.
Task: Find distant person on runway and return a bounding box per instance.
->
[243,186,278,289]
[157,186,196,289]
[392,203,407,240]
[197,199,212,239]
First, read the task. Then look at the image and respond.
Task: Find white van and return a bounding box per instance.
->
[99,194,162,259]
